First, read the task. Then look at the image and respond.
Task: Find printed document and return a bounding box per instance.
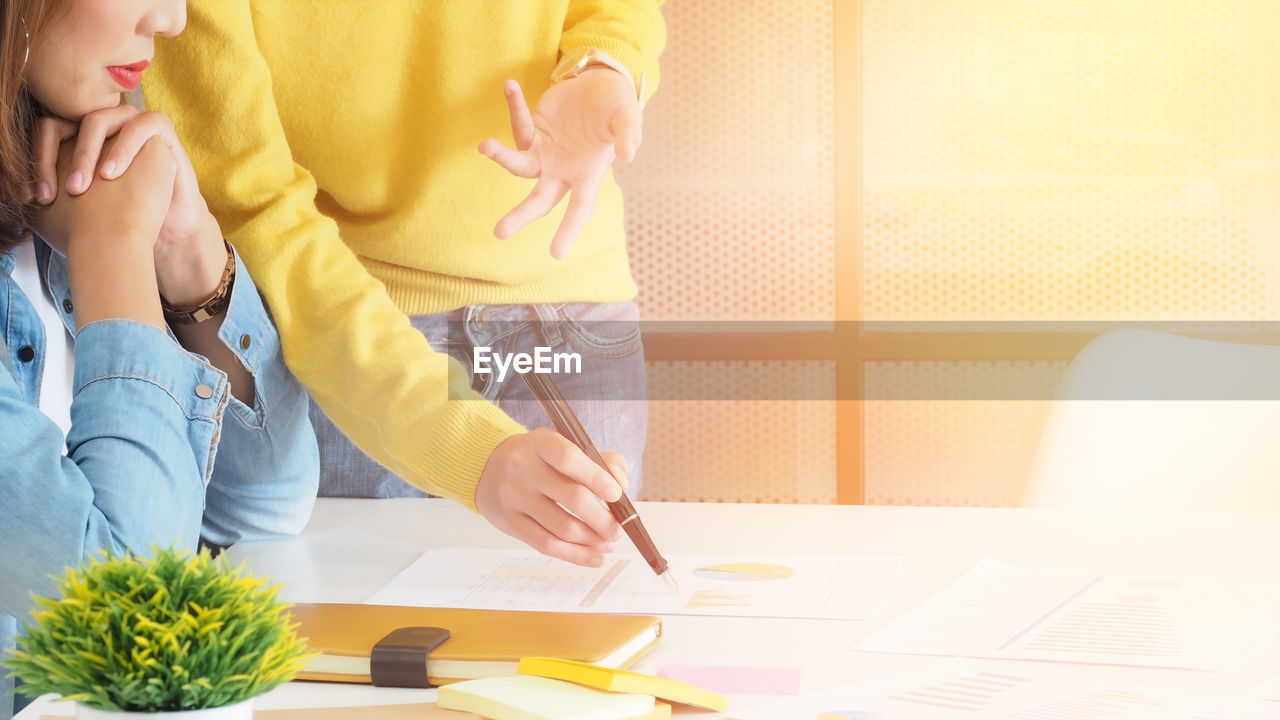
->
[367,550,903,621]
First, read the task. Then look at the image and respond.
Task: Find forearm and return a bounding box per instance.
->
[158,214,255,406]
[65,230,163,330]
[172,317,254,406]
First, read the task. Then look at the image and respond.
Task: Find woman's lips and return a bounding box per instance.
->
[107,60,151,90]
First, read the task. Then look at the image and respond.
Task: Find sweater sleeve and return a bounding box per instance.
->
[143,0,525,510]
[561,0,667,102]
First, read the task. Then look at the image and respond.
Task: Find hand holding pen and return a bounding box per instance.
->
[522,371,679,590]
[475,429,629,568]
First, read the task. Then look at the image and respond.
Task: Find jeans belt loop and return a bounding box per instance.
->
[532,303,564,347]
[463,305,486,345]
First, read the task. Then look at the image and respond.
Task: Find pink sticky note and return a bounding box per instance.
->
[657,660,803,695]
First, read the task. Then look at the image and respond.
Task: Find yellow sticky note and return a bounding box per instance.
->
[439,675,654,720]
[519,657,729,712]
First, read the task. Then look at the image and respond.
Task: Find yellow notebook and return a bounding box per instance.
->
[285,603,661,685]
[438,675,655,720]
[518,657,728,712]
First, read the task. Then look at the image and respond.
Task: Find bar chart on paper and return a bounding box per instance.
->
[365,549,903,620]
[855,558,1280,670]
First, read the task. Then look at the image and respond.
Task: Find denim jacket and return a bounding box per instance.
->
[0,240,319,719]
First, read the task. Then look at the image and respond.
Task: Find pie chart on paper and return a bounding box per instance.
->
[691,562,796,582]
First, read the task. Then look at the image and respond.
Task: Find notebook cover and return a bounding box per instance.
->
[286,603,662,685]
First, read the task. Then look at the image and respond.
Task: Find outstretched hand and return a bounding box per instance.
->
[479,70,642,259]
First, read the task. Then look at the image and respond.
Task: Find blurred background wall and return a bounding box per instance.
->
[618,0,1280,505]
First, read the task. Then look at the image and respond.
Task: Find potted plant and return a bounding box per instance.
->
[3,547,312,719]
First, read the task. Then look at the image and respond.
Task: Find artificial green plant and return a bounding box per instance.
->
[3,547,312,712]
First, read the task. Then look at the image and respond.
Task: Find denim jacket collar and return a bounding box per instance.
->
[0,245,13,275]
[32,239,78,338]
[1,239,78,336]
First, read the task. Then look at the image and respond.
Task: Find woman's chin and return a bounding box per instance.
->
[47,93,126,123]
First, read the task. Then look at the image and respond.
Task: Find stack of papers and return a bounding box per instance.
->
[733,658,1280,720]
[856,558,1280,671]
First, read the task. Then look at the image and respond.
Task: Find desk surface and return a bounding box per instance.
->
[19,501,1280,718]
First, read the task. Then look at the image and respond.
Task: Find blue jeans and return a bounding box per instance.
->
[311,301,648,499]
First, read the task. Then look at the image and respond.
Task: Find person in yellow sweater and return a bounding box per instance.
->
[34,1,665,568]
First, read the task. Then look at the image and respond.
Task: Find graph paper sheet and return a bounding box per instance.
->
[855,557,1280,671]
[732,658,1279,720]
[365,550,903,621]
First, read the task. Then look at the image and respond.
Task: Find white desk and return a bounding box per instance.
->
[19,500,1280,718]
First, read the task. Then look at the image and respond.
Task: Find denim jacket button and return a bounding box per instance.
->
[61,298,73,314]
[17,346,35,363]
[240,334,251,350]
[195,384,214,399]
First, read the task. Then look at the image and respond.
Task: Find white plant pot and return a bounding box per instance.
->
[74,698,254,720]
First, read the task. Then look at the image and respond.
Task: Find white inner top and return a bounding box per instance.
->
[11,240,75,439]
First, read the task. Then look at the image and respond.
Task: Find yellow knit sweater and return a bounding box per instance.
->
[144,1,665,508]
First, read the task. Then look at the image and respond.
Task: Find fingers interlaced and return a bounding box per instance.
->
[32,117,77,204]
[64,105,144,194]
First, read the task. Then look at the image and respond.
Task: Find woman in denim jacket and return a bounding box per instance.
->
[0,1,319,716]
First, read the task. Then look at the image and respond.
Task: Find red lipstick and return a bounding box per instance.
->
[107,59,151,90]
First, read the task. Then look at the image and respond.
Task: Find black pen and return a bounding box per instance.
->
[521,371,678,590]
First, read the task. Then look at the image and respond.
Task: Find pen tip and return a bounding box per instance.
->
[661,571,679,592]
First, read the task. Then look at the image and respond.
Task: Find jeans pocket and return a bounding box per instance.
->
[554,303,644,360]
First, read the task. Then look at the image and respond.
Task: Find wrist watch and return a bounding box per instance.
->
[551,47,646,106]
[162,239,236,325]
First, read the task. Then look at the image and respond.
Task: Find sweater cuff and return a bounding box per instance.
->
[565,38,658,103]
[411,402,526,512]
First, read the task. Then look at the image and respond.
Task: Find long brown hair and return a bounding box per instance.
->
[1,0,53,251]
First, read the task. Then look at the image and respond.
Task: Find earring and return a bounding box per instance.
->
[20,16,30,71]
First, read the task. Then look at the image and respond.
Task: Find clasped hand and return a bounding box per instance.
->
[28,105,227,308]
[480,69,643,259]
